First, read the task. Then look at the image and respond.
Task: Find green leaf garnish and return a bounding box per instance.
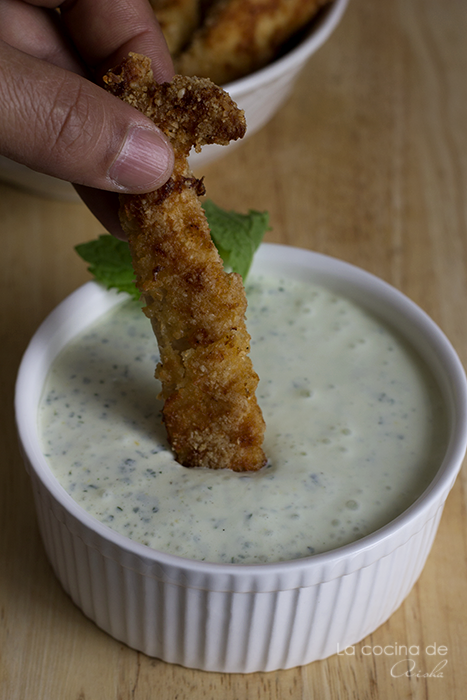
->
[75,200,269,297]
[202,200,269,280]
[75,235,140,301]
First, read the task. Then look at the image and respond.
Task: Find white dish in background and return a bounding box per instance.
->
[0,155,80,201]
[0,0,348,200]
[15,244,467,672]
[190,0,349,170]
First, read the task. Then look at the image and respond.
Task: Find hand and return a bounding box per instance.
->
[0,0,175,237]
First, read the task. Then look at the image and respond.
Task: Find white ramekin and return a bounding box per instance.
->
[15,244,467,673]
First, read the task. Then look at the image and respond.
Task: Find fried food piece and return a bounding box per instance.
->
[104,53,266,471]
[176,0,333,85]
[149,0,202,55]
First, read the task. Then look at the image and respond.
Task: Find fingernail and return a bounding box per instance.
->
[109,126,173,191]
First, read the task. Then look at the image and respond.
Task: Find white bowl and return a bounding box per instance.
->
[0,0,348,199]
[15,244,467,673]
[190,0,349,170]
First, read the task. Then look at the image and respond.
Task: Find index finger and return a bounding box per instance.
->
[28,0,174,82]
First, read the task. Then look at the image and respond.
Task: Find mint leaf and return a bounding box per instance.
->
[75,201,269,297]
[202,200,269,280]
[75,235,140,300]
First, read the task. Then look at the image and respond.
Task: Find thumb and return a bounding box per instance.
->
[0,43,174,193]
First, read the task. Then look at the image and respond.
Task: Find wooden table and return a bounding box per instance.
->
[1,0,466,697]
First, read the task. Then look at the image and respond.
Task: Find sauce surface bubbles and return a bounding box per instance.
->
[38,275,447,564]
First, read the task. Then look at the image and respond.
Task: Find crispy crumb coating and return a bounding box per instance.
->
[175,0,333,85]
[149,0,201,55]
[103,53,266,471]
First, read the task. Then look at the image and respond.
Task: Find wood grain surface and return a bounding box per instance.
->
[1,0,467,698]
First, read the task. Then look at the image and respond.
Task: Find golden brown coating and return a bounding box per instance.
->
[149,0,201,55]
[175,0,333,85]
[104,53,266,471]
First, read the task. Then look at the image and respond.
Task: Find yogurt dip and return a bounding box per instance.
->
[38,275,447,564]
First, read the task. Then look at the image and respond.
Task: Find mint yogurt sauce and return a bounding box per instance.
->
[39,275,447,564]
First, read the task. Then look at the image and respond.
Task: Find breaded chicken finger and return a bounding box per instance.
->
[149,0,201,55]
[176,0,333,85]
[104,53,266,471]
